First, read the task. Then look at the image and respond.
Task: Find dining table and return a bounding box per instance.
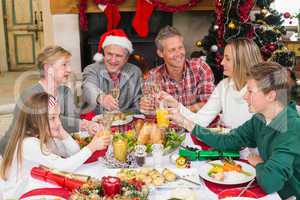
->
[16,132,282,200]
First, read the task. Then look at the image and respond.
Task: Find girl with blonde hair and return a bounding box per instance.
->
[0,92,110,198]
[162,38,263,129]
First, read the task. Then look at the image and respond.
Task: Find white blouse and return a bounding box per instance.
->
[180,78,253,128]
[0,135,91,199]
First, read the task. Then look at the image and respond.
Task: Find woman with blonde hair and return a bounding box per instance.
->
[0,92,110,198]
[0,46,101,154]
[162,38,263,129]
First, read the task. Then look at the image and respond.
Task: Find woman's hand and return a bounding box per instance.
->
[167,107,195,132]
[87,135,111,152]
[247,153,264,167]
[159,91,179,109]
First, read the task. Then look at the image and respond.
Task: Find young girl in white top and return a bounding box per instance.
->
[162,38,263,129]
[0,92,110,198]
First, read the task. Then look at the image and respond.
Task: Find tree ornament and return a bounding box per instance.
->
[211,45,218,52]
[261,8,268,15]
[283,12,291,19]
[213,25,219,30]
[228,21,236,29]
[196,40,202,47]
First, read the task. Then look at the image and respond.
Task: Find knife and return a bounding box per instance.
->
[175,174,202,186]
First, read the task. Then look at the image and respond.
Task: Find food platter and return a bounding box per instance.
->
[92,113,133,126]
[199,160,256,185]
[101,168,201,189]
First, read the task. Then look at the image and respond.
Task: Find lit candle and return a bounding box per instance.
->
[102,176,121,197]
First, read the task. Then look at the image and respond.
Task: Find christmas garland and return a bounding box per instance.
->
[149,0,200,13]
[94,0,126,5]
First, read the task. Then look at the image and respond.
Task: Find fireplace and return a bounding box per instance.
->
[80,11,172,73]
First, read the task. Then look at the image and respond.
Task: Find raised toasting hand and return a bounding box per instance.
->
[87,135,111,152]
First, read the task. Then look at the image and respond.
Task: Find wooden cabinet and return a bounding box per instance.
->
[50,0,215,14]
[282,40,300,57]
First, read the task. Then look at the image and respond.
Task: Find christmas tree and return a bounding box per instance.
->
[197,0,295,83]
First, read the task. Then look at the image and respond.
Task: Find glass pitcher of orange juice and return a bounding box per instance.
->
[156,102,170,128]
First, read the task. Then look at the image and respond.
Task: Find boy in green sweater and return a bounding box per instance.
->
[165,62,300,199]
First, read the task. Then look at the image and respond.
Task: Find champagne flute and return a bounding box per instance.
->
[111,81,120,100]
[111,87,120,100]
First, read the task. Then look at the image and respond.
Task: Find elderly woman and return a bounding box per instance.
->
[168,62,300,199]
[0,46,102,154]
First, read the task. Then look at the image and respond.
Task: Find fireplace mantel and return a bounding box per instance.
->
[50,0,215,14]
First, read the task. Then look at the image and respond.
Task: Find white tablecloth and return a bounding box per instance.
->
[12,133,281,200]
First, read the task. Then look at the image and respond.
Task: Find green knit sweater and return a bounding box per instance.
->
[192,102,300,199]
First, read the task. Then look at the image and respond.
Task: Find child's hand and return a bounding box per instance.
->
[80,119,104,135]
[247,153,264,167]
[87,135,111,152]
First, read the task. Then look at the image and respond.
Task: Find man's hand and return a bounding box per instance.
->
[247,153,264,167]
[98,94,119,111]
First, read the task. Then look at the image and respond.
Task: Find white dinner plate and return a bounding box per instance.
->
[220,198,257,200]
[133,114,146,119]
[21,195,66,200]
[92,114,133,126]
[199,160,256,185]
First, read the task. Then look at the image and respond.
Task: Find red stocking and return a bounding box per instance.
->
[104,4,121,30]
[132,0,155,38]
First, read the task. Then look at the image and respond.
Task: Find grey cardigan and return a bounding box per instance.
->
[0,83,81,154]
[82,62,142,114]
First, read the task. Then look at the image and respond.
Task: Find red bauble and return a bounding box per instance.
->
[283,12,291,19]
[268,44,276,51]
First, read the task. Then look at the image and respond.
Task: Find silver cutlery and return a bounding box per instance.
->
[175,174,202,186]
[237,178,256,197]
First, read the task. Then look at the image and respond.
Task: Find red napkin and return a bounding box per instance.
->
[84,148,107,163]
[20,188,70,199]
[191,135,212,150]
[204,179,266,198]
[80,112,95,121]
[31,167,83,191]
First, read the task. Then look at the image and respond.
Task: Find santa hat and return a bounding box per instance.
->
[93,29,133,62]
